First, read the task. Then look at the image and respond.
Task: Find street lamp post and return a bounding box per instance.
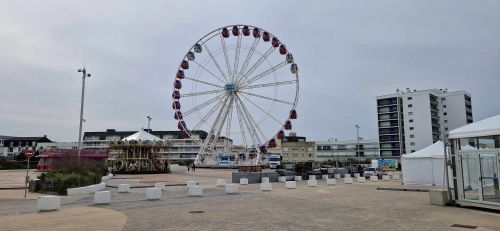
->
[146,115,152,132]
[77,67,91,159]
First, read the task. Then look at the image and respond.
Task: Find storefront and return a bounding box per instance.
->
[449,115,500,210]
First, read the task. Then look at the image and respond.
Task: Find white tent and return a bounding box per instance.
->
[122,130,163,141]
[401,141,445,186]
[449,115,500,139]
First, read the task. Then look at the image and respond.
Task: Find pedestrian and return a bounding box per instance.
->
[192,163,196,172]
[187,162,191,172]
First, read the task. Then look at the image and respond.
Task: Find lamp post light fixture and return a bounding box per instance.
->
[77,67,91,159]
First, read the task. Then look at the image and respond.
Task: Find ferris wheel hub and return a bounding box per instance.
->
[225,83,237,93]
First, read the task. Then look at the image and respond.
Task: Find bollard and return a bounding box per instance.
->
[307,179,318,187]
[146,187,161,200]
[334,174,341,179]
[187,180,197,188]
[344,177,353,184]
[118,184,130,193]
[382,175,390,181]
[240,178,248,185]
[294,176,302,181]
[225,184,238,194]
[344,173,351,178]
[370,176,378,182]
[357,177,366,183]
[261,177,269,183]
[94,191,111,204]
[216,179,226,187]
[154,182,166,191]
[260,182,272,191]
[309,175,316,180]
[285,181,297,189]
[322,174,329,180]
[354,173,360,178]
[392,175,400,180]
[278,176,287,182]
[188,185,203,196]
[326,178,336,185]
[37,196,61,211]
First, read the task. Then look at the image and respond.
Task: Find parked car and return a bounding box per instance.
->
[362,167,385,178]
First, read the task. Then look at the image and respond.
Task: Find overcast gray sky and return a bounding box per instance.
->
[1,1,499,142]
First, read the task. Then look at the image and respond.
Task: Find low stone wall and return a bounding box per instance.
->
[67,182,106,196]
[232,172,279,184]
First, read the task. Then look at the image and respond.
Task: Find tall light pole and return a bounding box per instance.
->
[77,67,91,159]
[355,124,361,157]
[146,115,152,132]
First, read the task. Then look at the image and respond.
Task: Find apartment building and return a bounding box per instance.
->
[280,133,316,162]
[316,139,379,162]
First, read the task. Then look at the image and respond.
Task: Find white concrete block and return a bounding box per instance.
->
[344,177,353,184]
[240,178,248,185]
[187,180,198,188]
[382,175,390,181]
[294,176,302,181]
[278,176,287,182]
[37,196,61,211]
[357,177,366,183]
[260,182,272,191]
[326,178,337,185]
[225,184,238,194]
[154,182,166,191]
[334,174,341,179]
[309,175,316,180]
[370,176,379,182]
[188,185,203,196]
[94,191,111,204]
[118,184,130,193]
[101,174,113,181]
[146,187,161,200]
[307,179,318,187]
[322,174,329,180]
[285,181,296,189]
[261,177,269,183]
[392,174,400,180]
[344,173,351,178]
[354,173,360,178]
[216,178,226,187]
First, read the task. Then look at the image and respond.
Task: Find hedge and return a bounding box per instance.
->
[0,161,38,170]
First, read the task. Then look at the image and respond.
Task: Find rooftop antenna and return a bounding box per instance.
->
[146,115,152,132]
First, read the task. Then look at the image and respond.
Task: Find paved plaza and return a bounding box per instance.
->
[1,168,500,231]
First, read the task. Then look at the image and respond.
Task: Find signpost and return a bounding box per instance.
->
[24,150,33,198]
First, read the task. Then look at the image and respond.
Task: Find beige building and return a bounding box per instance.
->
[280,133,316,162]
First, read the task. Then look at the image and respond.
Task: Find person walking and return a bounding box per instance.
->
[187,162,191,172]
[192,163,196,172]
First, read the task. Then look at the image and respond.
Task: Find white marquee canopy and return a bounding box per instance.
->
[401,141,445,186]
[122,130,164,141]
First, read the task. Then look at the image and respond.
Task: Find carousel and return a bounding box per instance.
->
[108,130,171,173]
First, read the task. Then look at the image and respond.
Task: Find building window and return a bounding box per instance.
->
[411,150,415,153]
[284,153,288,158]
[443,105,447,108]
[443,112,447,116]
[445,127,449,131]
[408,112,413,115]
[409,119,413,123]
[407,97,412,100]
[410,134,414,138]
[441,97,446,101]
[283,147,288,151]
[410,142,415,146]
[308,153,312,158]
[307,147,313,151]
[408,104,413,108]
[444,120,448,123]
[409,127,414,130]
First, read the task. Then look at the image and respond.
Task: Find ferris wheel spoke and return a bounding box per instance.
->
[241,61,288,86]
[234,98,248,149]
[240,46,276,84]
[239,80,297,91]
[183,76,224,89]
[202,44,230,83]
[183,93,225,117]
[219,33,232,82]
[207,96,233,151]
[192,60,227,85]
[235,96,259,147]
[239,93,283,125]
[236,95,267,144]
[191,93,229,133]
[180,89,225,98]
[237,37,259,84]
[232,33,243,83]
[225,95,235,138]
[238,91,294,105]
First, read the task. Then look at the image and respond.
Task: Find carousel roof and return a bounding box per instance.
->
[122,130,164,141]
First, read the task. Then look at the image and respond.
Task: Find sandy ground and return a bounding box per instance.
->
[1,167,500,231]
[0,169,40,188]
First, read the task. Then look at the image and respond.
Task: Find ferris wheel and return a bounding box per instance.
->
[172,25,299,166]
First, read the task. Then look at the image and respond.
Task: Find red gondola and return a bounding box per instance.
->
[290,109,297,119]
[181,60,189,69]
[263,32,270,42]
[174,111,183,120]
[178,121,187,130]
[268,139,277,148]
[252,28,260,38]
[174,80,182,89]
[232,26,239,36]
[259,145,268,154]
[279,44,287,55]
[242,26,250,36]
[172,90,180,99]
[272,37,280,48]
[284,120,292,130]
[222,28,230,38]
[176,70,185,79]
[172,101,181,110]
[277,130,285,140]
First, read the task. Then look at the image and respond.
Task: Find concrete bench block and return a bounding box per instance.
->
[285,181,296,189]
[307,179,318,187]
[37,196,61,211]
[94,191,111,204]
[392,175,400,180]
[429,189,450,206]
[354,173,360,178]
[188,185,203,197]
[326,178,336,185]
[154,182,166,191]
[240,178,248,185]
[322,174,329,180]
[216,178,226,187]
[260,182,272,191]
[294,176,302,181]
[261,177,269,183]
[225,184,238,194]
[309,175,316,180]
[344,177,353,184]
[118,184,130,193]
[382,175,390,181]
[146,187,161,200]
[370,176,378,182]
[344,173,351,178]
[357,177,366,183]
[278,176,287,182]
[187,180,198,188]
[334,174,341,179]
